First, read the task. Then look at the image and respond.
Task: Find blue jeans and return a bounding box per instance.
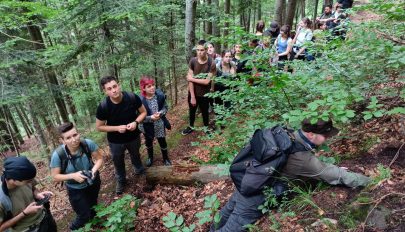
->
[67,175,101,230]
[108,135,144,183]
[211,191,265,232]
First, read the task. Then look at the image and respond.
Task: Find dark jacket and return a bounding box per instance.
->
[140,89,171,138]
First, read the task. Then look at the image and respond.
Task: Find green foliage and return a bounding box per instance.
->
[370,164,391,186]
[162,212,196,232]
[163,194,220,232]
[77,195,139,232]
[196,194,221,227]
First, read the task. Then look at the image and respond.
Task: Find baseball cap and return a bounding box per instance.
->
[301,119,339,137]
[269,21,279,32]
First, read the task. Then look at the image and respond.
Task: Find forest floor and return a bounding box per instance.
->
[28,1,405,232]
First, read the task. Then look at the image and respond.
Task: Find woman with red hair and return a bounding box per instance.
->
[139,76,172,166]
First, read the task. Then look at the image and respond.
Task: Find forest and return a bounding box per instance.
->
[0,0,404,231]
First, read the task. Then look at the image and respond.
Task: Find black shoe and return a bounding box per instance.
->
[163,159,172,166]
[181,126,193,135]
[135,167,145,175]
[146,158,153,167]
[115,182,125,195]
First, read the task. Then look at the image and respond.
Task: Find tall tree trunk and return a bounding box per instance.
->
[301,0,306,18]
[257,2,262,20]
[26,22,69,124]
[223,0,231,48]
[15,105,32,138]
[27,101,49,153]
[185,0,197,63]
[285,0,298,27]
[2,105,23,145]
[275,0,286,25]
[0,110,17,152]
[324,0,333,7]
[206,0,213,35]
[313,0,320,29]
[211,0,220,52]
[169,5,178,105]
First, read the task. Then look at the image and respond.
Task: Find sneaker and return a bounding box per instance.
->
[146,158,153,167]
[163,159,172,166]
[115,182,125,195]
[181,126,193,135]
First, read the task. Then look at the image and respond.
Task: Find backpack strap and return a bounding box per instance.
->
[56,139,93,175]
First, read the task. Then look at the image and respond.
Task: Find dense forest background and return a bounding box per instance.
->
[0,0,404,231]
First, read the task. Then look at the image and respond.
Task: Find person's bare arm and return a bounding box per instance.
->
[91,149,104,176]
[0,203,43,231]
[51,167,87,183]
[96,119,126,133]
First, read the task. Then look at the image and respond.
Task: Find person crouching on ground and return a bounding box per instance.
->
[211,119,371,232]
[0,156,56,232]
[50,122,104,231]
[139,76,172,167]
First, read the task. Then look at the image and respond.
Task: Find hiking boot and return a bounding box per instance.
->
[146,158,153,167]
[181,126,193,135]
[135,167,145,175]
[115,182,125,195]
[163,159,172,166]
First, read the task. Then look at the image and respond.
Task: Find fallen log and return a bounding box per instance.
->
[145,164,230,186]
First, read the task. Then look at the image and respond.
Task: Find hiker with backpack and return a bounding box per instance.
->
[182,40,217,135]
[139,76,172,167]
[50,122,104,231]
[211,119,370,232]
[0,156,57,232]
[95,76,147,194]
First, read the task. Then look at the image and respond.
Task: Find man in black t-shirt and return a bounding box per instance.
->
[95,76,147,194]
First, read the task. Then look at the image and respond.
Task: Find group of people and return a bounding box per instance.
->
[0,76,172,231]
[0,2,365,231]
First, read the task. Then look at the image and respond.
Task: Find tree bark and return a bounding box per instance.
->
[185,0,197,63]
[2,105,23,146]
[313,0,320,29]
[15,105,32,138]
[26,22,69,124]
[211,0,220,52]
[285,0,298,27]
[275,0,286,25]
[27,101,49,153]
[146,165,229,185]
[206,0,213,35]
[223,0,231,48]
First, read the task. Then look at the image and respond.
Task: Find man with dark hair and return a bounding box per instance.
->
[212,119,371,232]
[50,122,104,230]
[317,5,334,28]
[182,41,216,135]
[96,76,147,194]
[0,156,56,232]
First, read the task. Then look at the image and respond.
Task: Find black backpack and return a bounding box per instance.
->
[54,139,93,175]
[230,125,300,196]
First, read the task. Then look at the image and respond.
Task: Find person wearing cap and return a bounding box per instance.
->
[211,119,370,232]
[263,21,280,45]
[0,156,56,232]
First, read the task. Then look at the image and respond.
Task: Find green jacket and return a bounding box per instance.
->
[281,131,371,188]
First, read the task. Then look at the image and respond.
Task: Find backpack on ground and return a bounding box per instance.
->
[230,125,298,196]
[55,139,93,175]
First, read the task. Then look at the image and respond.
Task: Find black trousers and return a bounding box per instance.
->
[145,137,168,160]
[188,92,209,127]
[67,175,101,230]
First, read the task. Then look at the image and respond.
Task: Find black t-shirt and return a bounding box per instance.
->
[96,92,142,144]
